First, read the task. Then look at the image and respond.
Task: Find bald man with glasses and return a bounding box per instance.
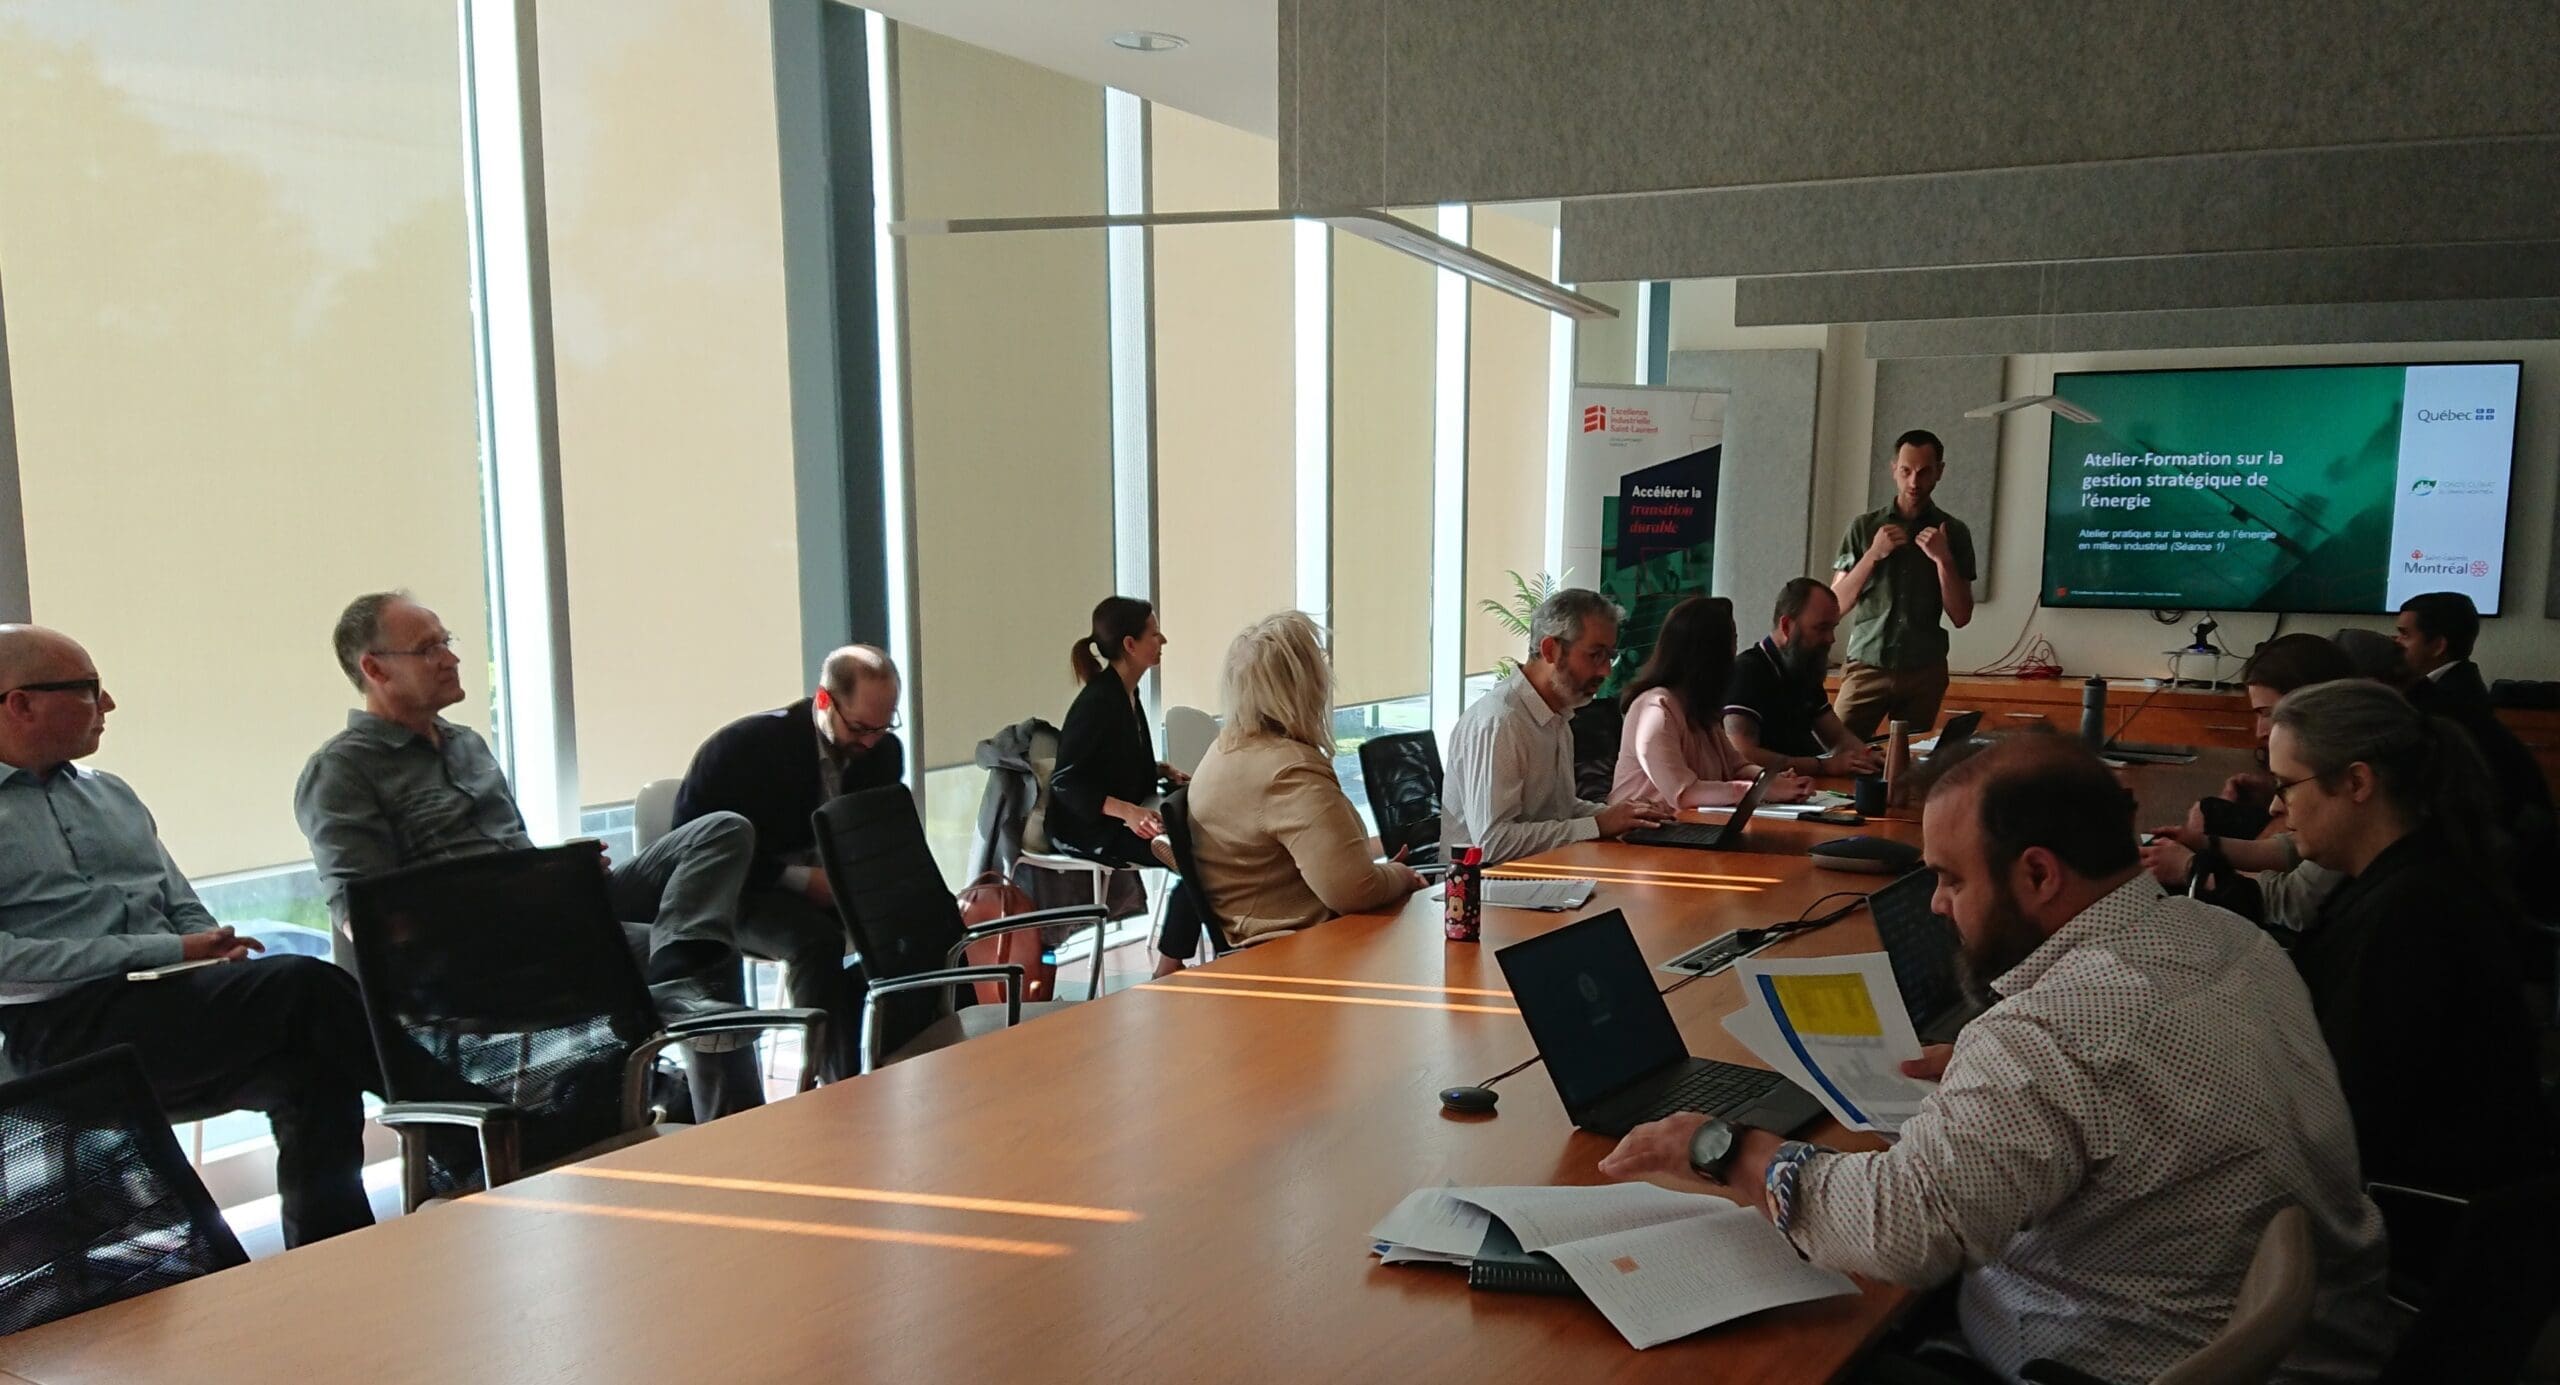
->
[0,623,470,1247]
[673,645,905,1081]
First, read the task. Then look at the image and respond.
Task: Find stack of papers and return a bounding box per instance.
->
[1693,789,1853,821]
[1370,1183,1857,1348]
[1724,952,1934,1134]
[1445,877,1596,911]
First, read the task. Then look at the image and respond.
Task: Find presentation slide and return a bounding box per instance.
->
[2041,362,2520,614]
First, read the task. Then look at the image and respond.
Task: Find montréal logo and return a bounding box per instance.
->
[2416,406,2498,423]
[1582,405,1608,433]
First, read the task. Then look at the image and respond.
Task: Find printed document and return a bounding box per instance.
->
[1725,952,1933,1134]
[1692,790,1853,820]
[1369,1183,1855,1348]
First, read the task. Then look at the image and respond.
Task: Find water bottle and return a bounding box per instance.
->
[2080,677,2107,748]
[1443,846,1484,942]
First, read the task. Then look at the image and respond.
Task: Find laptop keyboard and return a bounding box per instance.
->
[1623,822,1729,849]
[1632,1061,1786,1123]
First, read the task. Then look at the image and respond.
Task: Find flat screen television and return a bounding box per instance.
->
[2039,360,2521,614]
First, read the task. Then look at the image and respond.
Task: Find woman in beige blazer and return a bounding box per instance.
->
[1162,612,1426,975]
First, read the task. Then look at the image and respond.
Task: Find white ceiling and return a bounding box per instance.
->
[852,0,1279,138]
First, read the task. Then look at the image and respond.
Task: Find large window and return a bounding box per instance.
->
[894,26,1114,883]
[1151,106,1295,717]
[540,0,806,806]
[0,1,493,882]
[1329,217,1436,710]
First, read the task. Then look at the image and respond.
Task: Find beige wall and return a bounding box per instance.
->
[0,2,491,875]
[540,0,804,800]
[1149,106,1294,715]
[895,26,1114,766]
[1329,219,1436,707]
[1464,208,1556,674]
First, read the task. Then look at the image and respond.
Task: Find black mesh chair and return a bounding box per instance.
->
[2373,1173,2560,1382]
[0,1046,247,1336]
[346,842,825,1210]
[813,786,1104,1073]
[1157,787,1235,957]
[1359,731,1443,866]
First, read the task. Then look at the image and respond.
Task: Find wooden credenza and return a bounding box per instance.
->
[1830,673,2560,794]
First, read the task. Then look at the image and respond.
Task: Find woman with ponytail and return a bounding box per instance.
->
[2266,679,2550,1193]
[1048,596,1184,868]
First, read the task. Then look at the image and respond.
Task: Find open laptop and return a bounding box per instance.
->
[1620,767,1779,851]
[1864,866,1981,1044]
[1890,709,1990,801]
[1495,910,1824,1137]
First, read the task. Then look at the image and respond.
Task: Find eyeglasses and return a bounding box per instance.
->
[369,636,457,660]
[2,677,102,703]
[2270,773,2323,804]
[827,697,900,738]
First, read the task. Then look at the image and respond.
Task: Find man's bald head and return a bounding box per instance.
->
[0,625,112,772]
[0,625,87,690]
[815,645,901,753]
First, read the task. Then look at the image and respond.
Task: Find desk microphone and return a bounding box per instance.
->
[1439,1054,1543,1114]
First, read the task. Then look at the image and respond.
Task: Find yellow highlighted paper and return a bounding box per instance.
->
[1768,973,1883,1037]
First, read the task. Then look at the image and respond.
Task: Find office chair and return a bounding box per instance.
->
[1013,722,1146,1000]
[1358,731,1443,866]
[813,786,1104,1073]
[2018,1207,2316,1385]
[1161,705,1219,778]
[632,778,681,851]
[2373,1173,2560,1382]
[0,1046,249,1336]
[346,843,825,1211]
[1155,786,1299,965]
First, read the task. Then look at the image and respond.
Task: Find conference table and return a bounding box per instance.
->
[0,752,2244,1383]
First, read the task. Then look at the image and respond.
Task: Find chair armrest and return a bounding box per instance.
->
[946,905,1110,967]
[378,1101,524,1192]
[963,904,1108,938]
[2019,1362,2114,1385]
[665,1007,829,1094]
[860,965,1023,1075]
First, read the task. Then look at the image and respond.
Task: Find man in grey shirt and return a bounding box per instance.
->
[294,592,764,1120]
[1442,589,1671,866]
[0,624,448,1246]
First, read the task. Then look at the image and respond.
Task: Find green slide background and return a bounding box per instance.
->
[2042,366,2406,612]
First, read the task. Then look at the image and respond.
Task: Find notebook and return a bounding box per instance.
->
[1467,1218,1579,1297]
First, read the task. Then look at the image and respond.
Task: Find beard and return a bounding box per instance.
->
[1953,880,2049,1010]
[1783,639,1831,682]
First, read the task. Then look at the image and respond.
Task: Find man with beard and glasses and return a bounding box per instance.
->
[1442,588,1673,867]
[1599,738,2400,1382]
[1723,578,1882,778]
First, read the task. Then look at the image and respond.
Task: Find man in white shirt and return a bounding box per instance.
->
[1600,736,2400,1381]
[1442,589,1671,866]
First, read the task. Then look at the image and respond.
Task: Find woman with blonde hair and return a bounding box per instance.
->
[1160,611,1425,975]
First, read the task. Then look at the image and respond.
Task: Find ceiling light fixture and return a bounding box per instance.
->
[889,208,1618,321]
[1109,30,1186,52]
[1964,394,2100,425]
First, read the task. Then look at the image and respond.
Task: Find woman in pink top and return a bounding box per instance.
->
[1613,597,1813,807]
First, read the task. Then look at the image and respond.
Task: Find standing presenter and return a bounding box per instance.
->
[1830,428,1976,738]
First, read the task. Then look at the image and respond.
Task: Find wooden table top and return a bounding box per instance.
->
[0,755,2250,1384]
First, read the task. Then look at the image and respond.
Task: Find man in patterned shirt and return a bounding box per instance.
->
[1602,737,2401,1381]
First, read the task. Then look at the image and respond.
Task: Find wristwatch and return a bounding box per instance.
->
[1687,1116,1740,1182]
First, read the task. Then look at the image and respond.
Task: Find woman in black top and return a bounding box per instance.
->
[2266,679,2551,1196]
[1048,596,1186,867]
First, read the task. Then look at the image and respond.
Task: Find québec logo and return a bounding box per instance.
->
[2409,478,2437,496]
[1582,405,1608,433]
[2416,406,2499,423]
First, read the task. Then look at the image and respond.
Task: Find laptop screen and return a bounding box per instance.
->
[1867,868,1964,1028]
[1495,911,1687,1112]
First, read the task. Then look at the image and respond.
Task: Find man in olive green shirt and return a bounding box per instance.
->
[1831,429,1976,738]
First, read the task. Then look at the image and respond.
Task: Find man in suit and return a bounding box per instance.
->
[675,645,904,1081]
